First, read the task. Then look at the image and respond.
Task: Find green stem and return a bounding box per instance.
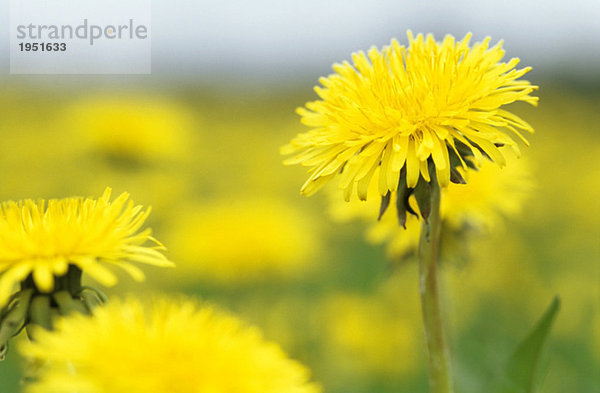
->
[418,180,454,393]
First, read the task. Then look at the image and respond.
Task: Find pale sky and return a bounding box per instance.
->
[1,0,599,80]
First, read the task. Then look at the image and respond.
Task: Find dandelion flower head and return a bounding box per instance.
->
[0,188,173,306]
[283,31,537,201]
[21,297,322,393]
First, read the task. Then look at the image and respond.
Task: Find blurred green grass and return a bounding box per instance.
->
[0,82,598,393]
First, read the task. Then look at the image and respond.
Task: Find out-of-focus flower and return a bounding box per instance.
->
[282,31,537,211]
[21,297,321,393]
[0,188,172,306]
[165,198,321,284]
[0,189,172,358]
[64,95,195,161]
[331,151,531,258]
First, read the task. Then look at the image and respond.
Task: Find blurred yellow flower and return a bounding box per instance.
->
[165,198,321,283]
[21,297,321,393]
[64,94,195,160]
[0,188,172,306]
[282,31,537,200]
[330,151,531,258]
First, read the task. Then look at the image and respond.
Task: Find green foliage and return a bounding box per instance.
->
[491,297,561,393]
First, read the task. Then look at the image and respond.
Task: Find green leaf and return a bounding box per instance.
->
[491,296,561,393]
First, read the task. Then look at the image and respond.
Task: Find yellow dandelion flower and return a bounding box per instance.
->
[330,151,531,258]
[21,297,321,393]
[0,188,173,307]
[282,31,537,203]
[165,198,321,283]
[64,95,195,160]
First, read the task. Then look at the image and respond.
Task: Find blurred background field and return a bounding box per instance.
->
[0,1,599,392]
[0,80,597,393]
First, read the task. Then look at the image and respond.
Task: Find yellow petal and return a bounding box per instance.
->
[33,264,54,293]
[406,139,420,188]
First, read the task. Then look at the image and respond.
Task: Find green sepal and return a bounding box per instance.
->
[78,288,107,312]
[464,157,478,170]
[413,176,432,223]
[0,292,22,321]
[395,170,417,228]
[378,191,391,220]
[78,286,108,304]
[448,145,465,168]
[0,289,34,340]
[453,140,481,170]
[490,296,561,393]
[0,289,34,360]
[53,290,89,316]
[66,265,83,294]
[450,167,467,184]
[29,295,52,331]
[454,139,475,157]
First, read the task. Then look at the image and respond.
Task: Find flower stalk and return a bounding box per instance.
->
[418,177,454,393]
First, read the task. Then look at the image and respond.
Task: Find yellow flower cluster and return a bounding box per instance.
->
[283,31,537,201]
[0,188,173,306]
[22,297,321,393]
